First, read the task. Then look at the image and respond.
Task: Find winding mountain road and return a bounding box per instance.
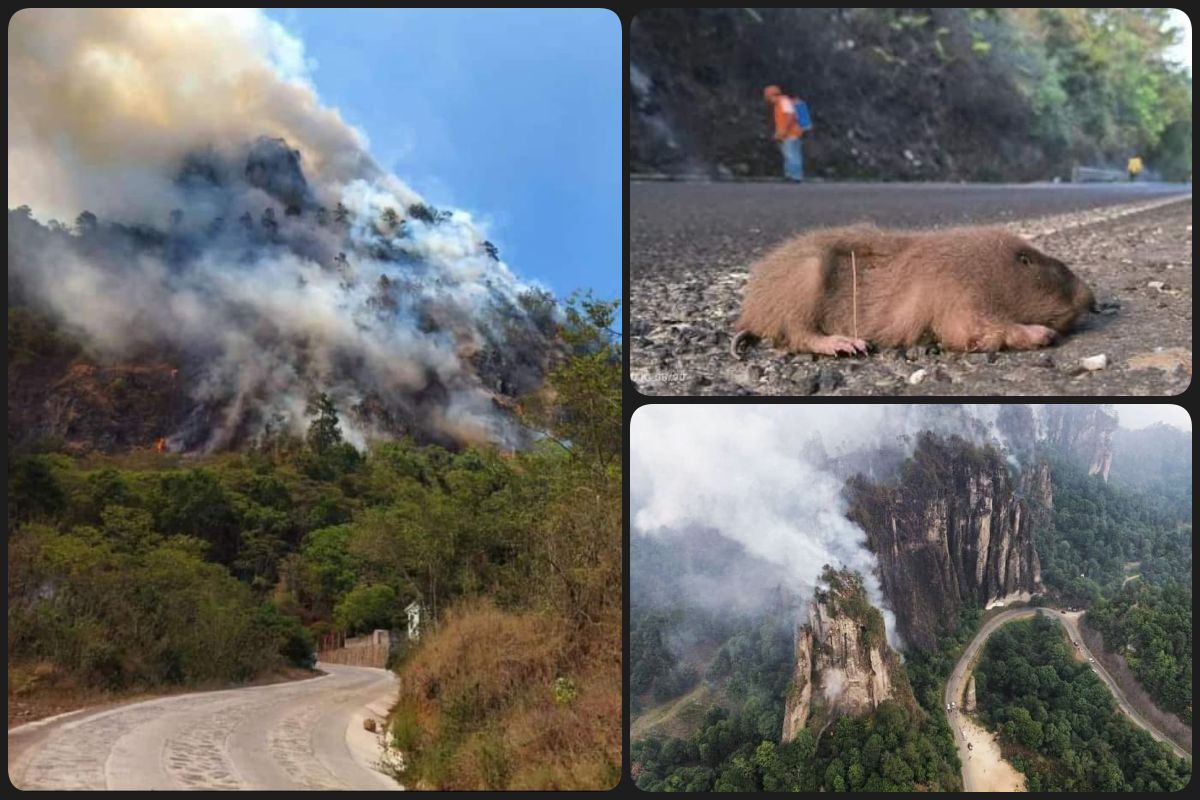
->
[7,663,401,790]
[945,607,1190,792]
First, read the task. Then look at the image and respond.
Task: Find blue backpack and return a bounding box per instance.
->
[793,99,812,130]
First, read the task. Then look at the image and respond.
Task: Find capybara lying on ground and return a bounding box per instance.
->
[732,224,1098,357]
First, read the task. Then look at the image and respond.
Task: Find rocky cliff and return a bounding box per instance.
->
[1041,405,1118,482]
[782,566,913,743]
[846,433,1048,651]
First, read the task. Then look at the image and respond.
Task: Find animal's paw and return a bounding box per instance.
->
[1007,324,1058,350]
[811,335,870,356]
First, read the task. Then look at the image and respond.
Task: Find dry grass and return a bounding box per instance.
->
[631,683,729,742]
[389,599,620,790]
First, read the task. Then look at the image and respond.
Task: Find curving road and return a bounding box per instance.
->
[7,663,401,790]
[945,607,1190,791]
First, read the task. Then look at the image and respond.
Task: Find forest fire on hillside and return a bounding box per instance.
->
[8,9,560,452]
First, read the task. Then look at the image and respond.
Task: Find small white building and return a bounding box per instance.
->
[405,601,422,640]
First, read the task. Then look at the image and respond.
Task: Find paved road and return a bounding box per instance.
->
[631,180,1192,277]
[7,663,401,790]
[945,607,1190,791]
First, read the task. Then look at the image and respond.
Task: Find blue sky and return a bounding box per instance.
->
[268,8,622,301]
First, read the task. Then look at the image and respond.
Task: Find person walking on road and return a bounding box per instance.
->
[764,85,809,181]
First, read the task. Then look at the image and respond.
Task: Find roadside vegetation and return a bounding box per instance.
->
[632,8,1191,181]
[7,295,622,789]
[1089,582,1192,725]
[1033,453,1192,727]
[975,615,1189,791]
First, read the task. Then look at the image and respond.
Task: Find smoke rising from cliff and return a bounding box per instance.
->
[632,405,903,647]
[630,404,1091,650]
[8,9,376,221]
[8,9,556,449]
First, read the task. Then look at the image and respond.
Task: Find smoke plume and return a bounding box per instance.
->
[629,403,1102,649]
[8,9,557,450]
[631,404,902,647]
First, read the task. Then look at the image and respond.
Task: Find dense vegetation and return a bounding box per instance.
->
[635,696,961,792]
[632,8,1191,181]
[8,455,319,690]
[975,615,1190,791]
[631,607,707,708]
[1036,454,1192,606]
[1032,450,1191,731]
[386,295,621,789]
[7,294,621,789]
[1089,581,1192,725]
[631,561,963,791]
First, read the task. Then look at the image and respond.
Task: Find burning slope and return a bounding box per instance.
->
[8,10,562,451]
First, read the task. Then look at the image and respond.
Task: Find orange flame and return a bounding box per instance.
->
[155,437,166,453]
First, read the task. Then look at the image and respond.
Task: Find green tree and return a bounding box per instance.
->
[334,583,398,634]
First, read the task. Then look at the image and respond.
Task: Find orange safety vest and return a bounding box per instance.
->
[773,95,803,141]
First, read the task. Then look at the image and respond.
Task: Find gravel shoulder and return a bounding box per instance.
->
[7,663,400,790]
[630,193,1192,396]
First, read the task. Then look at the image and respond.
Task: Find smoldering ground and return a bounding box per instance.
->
[8,9,561,449]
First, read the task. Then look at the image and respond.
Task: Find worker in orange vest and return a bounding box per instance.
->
[764,85,807,181]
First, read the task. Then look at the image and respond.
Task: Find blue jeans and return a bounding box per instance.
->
[780,138,803,180]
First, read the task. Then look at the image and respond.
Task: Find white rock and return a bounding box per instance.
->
[907,368,927,385]
[1080,354,1108,372]
[1147,280,1166,291]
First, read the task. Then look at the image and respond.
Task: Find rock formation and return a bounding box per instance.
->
[1041,404,1118,482]
[964,674,977,712]
[846,433,1047,651]
[782,566,914,742]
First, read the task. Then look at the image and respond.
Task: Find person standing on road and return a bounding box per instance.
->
[764,85,809,182]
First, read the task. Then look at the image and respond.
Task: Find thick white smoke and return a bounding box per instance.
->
[8,9,556,449]
[631,404,1156,656]
[631,404,902,648]
[8,9,372,221]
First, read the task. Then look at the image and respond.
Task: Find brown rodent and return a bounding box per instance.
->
[732,224,1097,357]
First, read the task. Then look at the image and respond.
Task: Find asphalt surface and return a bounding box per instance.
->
[7,663,401,790]
[945,607,1190,791]
[630,182,1192,396]
[631,180,1192,278]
